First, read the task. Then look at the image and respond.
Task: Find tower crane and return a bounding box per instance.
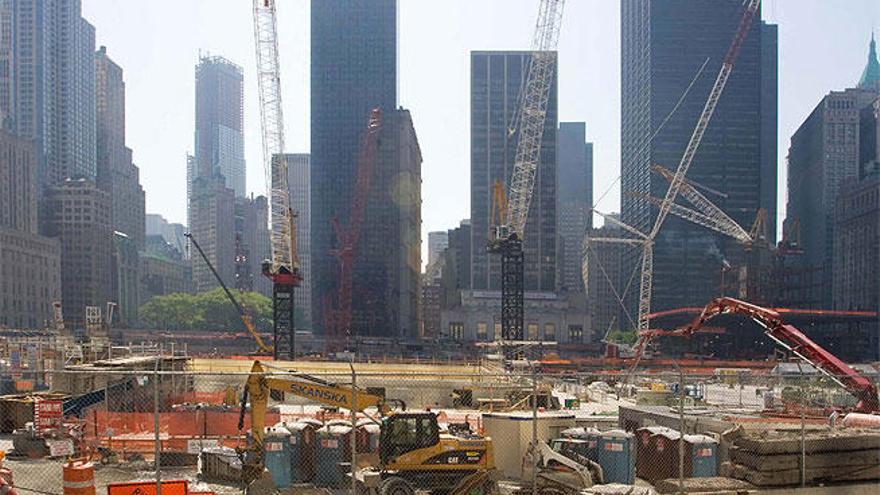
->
[584,0,761,336]
[324,109,383,353]
[489,0,565,360]
[253,0,301,360]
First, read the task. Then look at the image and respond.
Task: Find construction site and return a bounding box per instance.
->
[1,0,878,494]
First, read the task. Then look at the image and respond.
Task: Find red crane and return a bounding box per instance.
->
[637,297,879,412]
[324,109,383,353]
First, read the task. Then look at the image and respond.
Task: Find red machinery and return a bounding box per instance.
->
[324,109,383,353]
[638,297,879,412]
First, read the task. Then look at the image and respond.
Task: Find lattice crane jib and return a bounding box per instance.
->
[253,0,294,277]
[637,0,761,331]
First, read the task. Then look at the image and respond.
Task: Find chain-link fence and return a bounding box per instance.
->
[1,364,878,494]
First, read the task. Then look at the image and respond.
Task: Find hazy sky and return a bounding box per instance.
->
[81,0,879,260]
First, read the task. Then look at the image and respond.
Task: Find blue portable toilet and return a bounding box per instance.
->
[286,420,319,483]
[596,429,635,484]
[263,423,292,488]
[684,434,718,477]
[315,423,353,487]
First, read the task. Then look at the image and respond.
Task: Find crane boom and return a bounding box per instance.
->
[253,0,301,360]
[639,297,879,412]
[637,0,761,332]
[506,0,565,236]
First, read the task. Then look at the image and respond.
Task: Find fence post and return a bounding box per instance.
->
[678,365,685,495]
[799,365,806,487]
[351,361,358,495]
[153,358,162,495]
[531,364,538,495]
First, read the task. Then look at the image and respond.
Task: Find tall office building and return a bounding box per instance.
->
[470,51,558,293]
[427,231,449,269]
[0,130,60,328]
[584,217,624,338]
[194,55,245,197]
[235,194,271,297]
[95,46,145,250]
[311,0,399,336]
[620,1,777,314]
[0,0,96,227]
[786,39,878,308]
[286,153,312,328]
[145,213,188,257]
[190,55,243,292]
[557,122,593,294]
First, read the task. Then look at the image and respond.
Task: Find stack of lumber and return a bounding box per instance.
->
[720,427,880,486]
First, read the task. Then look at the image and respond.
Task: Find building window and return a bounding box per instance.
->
[477,322,488,341]
[527,323,538,341]
[449,322,464,341]
[494,323,502,341]
[568,325,583,343]
[544,323,556,341]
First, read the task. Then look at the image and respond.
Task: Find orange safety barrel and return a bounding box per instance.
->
[62,459,95,495]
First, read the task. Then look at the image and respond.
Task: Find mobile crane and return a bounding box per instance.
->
[185,232,273,355]
[237,361,497,494]
[636,297,880,412]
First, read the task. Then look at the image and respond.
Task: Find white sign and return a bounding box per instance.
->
[46,439,75,457]
[265,442,283,452]
[186,439,220,454]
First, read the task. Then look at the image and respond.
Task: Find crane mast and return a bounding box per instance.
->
[636,0,761,332]
[253,0,300,360]
[489,0,564,359]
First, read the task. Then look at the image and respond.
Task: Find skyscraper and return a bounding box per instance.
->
[427,231,449,269]
[286,153,312,328]
[311,0,399,336]
[0,0,96,227]
[470,51,558,293]
[194,55,246,198]
[786,38,880,308]
[620,1,777,314]
[557,122,593,294]
[190,55,244,292]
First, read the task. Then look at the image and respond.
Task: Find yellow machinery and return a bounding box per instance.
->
[238,361,496,494]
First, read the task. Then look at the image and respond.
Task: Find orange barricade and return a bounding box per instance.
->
[106,480,187,495]
[63,459,95,495]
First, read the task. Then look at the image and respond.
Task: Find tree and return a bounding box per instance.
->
[138,289,273,332]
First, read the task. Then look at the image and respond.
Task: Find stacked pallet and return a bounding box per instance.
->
[720,427,880,487]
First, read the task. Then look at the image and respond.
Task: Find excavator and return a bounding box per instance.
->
[636,297,879,412]
[237,361,497,495]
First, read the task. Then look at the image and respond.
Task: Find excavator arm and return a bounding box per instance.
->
[639,297,879,412]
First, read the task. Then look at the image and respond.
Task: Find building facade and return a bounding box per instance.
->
[470,51,558,293]
[557,122,593,294]
[786,87,879,308]
[427,231,449,269]
[189,175,235,292]
[145,214,188,257]
[286,153,312,328]
[311,0,398,335]
[45,179,113,325]
[620,1,777,315]
[584,219,625,338]
[0,0,96,221]
[832,175,878,313]
[141,235,194,303]
[0,130,60,328]
[235,194,271,297]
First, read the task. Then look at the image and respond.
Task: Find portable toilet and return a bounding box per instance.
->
[683,434,718,477]
[595,429,635,484]
[560,427,600,461]
[635,426,680,482]
[287,420,319,483]
[315,423,353,487]
[263,423,292,488]
[357,420,381,454]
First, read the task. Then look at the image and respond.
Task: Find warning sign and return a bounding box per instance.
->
[34,399,63,433]
[106,480,187,495]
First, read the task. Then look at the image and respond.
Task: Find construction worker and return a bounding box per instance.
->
[0,451,16,495]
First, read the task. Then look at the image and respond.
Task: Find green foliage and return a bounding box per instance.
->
[606,330,638,345]
[138,288,273,332]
